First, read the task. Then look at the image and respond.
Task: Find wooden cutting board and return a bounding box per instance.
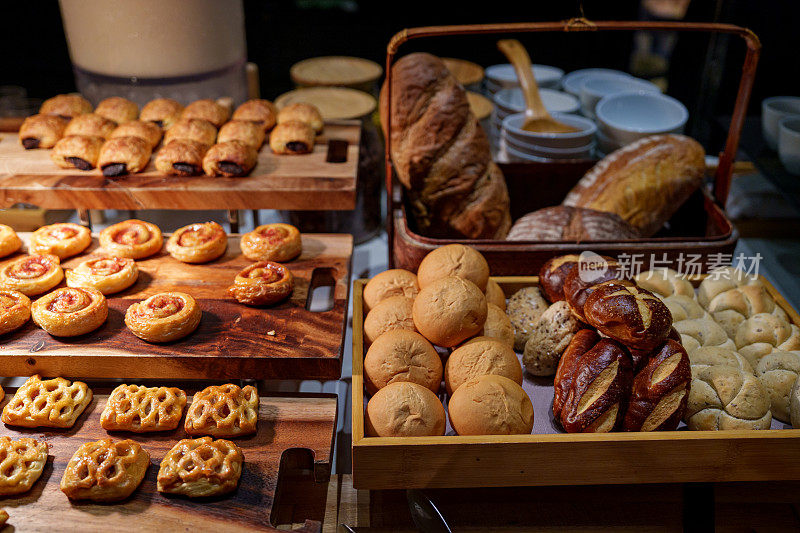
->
[0,121,359,211]
[0,232,352,380]
[0,387,337,532]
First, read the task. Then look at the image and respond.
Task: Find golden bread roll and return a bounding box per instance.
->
[445,339,522,395]
[363,269,419,312]
[412,276,487,347]
[366,382,446,437]
[363,330,442,395]
[416,244,489,291]
[478,303,514,349]
[364,295,415,346]
[485,278,506,310]
[448,374,533,435]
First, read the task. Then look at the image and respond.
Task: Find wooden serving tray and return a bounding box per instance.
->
[0,120,360,211]
[0,386,337,532]
[0,232,352,380]
[351,275,800,490]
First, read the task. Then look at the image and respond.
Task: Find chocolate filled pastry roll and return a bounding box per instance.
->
[217,120,266,148]
[240,223,302,262]
[140,98,184,130]
[64,114,117,139]
[29,223,92,259]
[51,135,104,170]
[277,102,323,134]
[40,93,92,120]
[109,120,163,149]
[202,141,257,177]
[0,254,63,296]
[0,289,31,336]
[163,118,217,148]
[66,257,138,295]
[166,222,227,263]
[154,140,208,176]
[182,99,230,128]
[98,136,152,176]
[269,121,315,155]
[229,261,294,306]
[18,114,68,149]
[99,219,163,259]
[0,224,22,258]
[125,291,201,343]
[32,287,108,337]
[232,99,277,131]
[95,96,139,124]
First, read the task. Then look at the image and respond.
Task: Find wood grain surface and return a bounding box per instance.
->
[0,232,353,380]
[0,121,360,210]
[0,387,337,532]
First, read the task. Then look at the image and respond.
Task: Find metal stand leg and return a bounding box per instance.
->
[78,209,92,230]
[251,209,259,228]
[228,210,239,233]
[682,482,714,532]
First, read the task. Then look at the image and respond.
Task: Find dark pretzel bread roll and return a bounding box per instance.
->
[584,279,673,351]
[622,340,691,431]
[629,326,681,372]
[553,329,601,421]
[538,255,581,303]
[563,256,624,322]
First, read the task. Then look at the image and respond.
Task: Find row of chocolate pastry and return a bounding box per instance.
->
[18,93,324,177]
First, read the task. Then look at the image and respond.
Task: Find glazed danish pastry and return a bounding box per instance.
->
[0,289,31,336]
[277,102,324,133]
[66,257,138,295]
[166,222,227,263]
[228,261,294,306]
[2,375,92,428]
[202,141,258,177]
[40,93,92,120]
[64,113,117,139]
[51,135,104,170]
[60,438,149,502]
[0,224,22,258]
[99,219,163,259]
[232,99,278,131]
[109,120,163,149]
[124,291,202,343]
[157,437,243,498]
[95,96,139,124]
[269,120,315,155]
[163,118,217,148]
[0,254,64,296]
[18,114,68,149]
[0,436,48,496]
[154,139,209,176]
[240,223,302,262]
[101,384,187,432]
[140,98,184,129]
[182,99,230,128]
[32,286,108,337]
[185,384,259,437]
[217,120,266,148]
[98,136,152,176]
[29,222,92,259]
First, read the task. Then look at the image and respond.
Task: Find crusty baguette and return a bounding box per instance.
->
[563,134,705,237]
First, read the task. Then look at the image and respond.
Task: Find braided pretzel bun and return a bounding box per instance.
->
[734,313,800,368]
[634,268,695,299]
[538,254,581,303]
[684,363,772,430]
[31,287,107,337]
[99,219,163,259]
[754,351,800,423]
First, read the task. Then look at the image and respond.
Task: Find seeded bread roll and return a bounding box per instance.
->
[445,339,522,395]
[506,286,549,351]
[734,313,800,368]
[688,346,754,374]
[755,351,800,423]
[684,364,772,430]
[416,244,490,291]
[363,296,416,346]
[522,301,582,377]
[363,269,419,312]
[366,382,446,437]
[363,330,442,395]
[412,276,487,348]
[448,375,533,435]
[674,316,736,354]
[790,379,800,428]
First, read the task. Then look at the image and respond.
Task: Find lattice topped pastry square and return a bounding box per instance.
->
[0,436,48,496]
[101,384,187,432]
[60,438,150,502]
[184,384,259,438]
[157,436,243,498]
[1,375,92,428]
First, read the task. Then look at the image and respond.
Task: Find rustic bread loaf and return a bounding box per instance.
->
[755,351,800,423]
[506,206,640,242]
[562,134,705,236]
[380,52,511,239]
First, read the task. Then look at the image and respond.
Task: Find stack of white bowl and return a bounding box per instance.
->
[483,64,564,97]
[490,87,580,146]
[501,112,597,162]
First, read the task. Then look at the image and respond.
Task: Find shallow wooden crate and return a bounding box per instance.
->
[0,120,360,211]
[351,276,800,490]
[0,232,352,381]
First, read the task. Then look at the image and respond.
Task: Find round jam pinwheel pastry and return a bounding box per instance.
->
[0,224,23,258]
[0,254,63,296]
[228,261,294,306]
[31,287,108,337]
[125,292,202,343]
[240,223,302,262]
[29,223,92,259]
[0,289,31,336]
[99,219,163,259]
[66,257,139,295]
[166,222,227,264]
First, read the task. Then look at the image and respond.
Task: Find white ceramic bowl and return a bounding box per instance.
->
[485,64,565,90]
[504,133,595,159]
[595,91,688,146]
[762,96,800,151]
[595,127,623,154]
[580,75,661,118]
[502,112,597,149]
[493,88,580,116]
[504,141,593,162]
[778,116,800,175]
[561,68,631,97]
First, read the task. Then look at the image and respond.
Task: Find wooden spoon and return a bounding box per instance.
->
[497,39,579,134]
